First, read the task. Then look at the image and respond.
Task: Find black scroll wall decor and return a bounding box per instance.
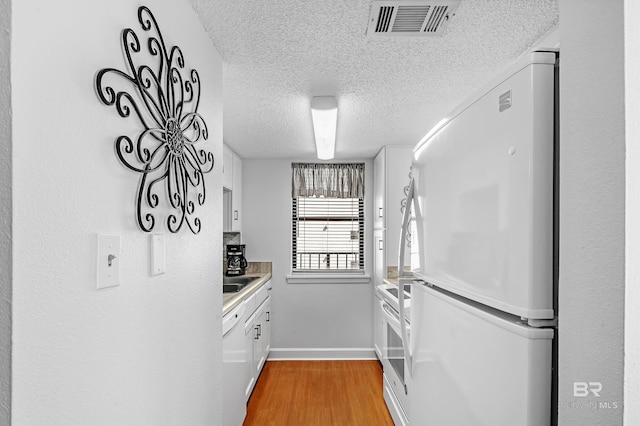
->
[96,6,214,234]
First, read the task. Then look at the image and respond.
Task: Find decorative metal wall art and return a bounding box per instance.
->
[96,6,214,234]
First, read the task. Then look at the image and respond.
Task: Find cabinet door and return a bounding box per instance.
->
[244,317,256,399]
[374,229,385,285]
[373,147,386,229]
[384,147,414,267]
[253,308,267,378]
[231,153,242,232]
[223,144,233,190]
[263,298,271,355]
[252,297,271,379]
[242,289,271,402]
[374,294,384,360]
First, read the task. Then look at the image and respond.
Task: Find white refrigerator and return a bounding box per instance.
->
[398,51,558,426]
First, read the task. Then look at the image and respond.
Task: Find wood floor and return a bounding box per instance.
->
[243,360,394,426]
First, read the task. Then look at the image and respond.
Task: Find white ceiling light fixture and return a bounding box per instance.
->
[311,96,338,160]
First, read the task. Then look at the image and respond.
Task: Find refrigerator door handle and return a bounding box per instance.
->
[398,177,415,377]
[398,176,414,279]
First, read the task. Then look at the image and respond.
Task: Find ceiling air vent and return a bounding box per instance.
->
[366,0,461,36]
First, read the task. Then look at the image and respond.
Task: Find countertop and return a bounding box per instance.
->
[223,262,272,316]
[382,265,413,286]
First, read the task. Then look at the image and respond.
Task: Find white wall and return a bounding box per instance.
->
[0,0,12,422]
[558,1,625,424]
[625,0,640,423]
[242,159,375,358]
[11,1,224,424]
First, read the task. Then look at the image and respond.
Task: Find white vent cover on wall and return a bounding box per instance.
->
[366,0,461,36]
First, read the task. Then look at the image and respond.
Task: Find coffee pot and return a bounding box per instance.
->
[226,244,247,276]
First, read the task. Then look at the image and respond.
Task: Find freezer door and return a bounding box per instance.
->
[409,283,553,426]
[411,52,556,319]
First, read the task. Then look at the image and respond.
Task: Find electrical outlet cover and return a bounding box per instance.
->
[151,234,166,276]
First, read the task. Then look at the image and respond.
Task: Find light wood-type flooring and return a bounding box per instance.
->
[243,360,394,426]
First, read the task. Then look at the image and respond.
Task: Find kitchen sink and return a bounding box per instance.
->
[224,276,256,285]
[223,283,247,293]
[222,276,257,293]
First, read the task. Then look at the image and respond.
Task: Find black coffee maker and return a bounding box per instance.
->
[226,244,247,276]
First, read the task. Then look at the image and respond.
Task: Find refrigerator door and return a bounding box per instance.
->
[411,52,556,319]
[409,283,553,426]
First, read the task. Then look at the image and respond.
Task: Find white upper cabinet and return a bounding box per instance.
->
[223,143,243,233]
[232,152,242,232]
[223,144,234,190]
[373,146,413,272]
[373,150,386,230]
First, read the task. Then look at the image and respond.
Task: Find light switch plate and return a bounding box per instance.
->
[97,234,121,289]
[151,234,166,276]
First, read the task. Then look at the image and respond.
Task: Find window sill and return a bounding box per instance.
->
[286,274,371,284]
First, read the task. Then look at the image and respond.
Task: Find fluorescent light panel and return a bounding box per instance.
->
[311,96,337,160]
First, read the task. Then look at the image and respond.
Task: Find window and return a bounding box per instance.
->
[291,163,365,273]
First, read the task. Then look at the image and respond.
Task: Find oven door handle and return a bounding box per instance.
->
[381,301,401,328]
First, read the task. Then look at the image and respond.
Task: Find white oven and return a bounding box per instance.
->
[377,284,411,425]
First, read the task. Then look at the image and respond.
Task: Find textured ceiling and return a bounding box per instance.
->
[189,0,558,159]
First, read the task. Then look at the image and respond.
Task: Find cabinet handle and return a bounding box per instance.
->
[254,326,260,340]
[257,324,262,338]
[378,207,384,218]
[234,210,238,220]
[378,240,384,251]
[266,312,270,322]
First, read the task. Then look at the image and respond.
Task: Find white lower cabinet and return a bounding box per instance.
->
[244,281,272,401]
[374,292,384,360]
[253,299,271,377]
[244,314,256,400]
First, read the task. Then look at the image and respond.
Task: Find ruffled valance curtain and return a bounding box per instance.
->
[292,163,365,198]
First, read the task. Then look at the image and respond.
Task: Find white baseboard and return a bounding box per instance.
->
[268,347,377,360]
